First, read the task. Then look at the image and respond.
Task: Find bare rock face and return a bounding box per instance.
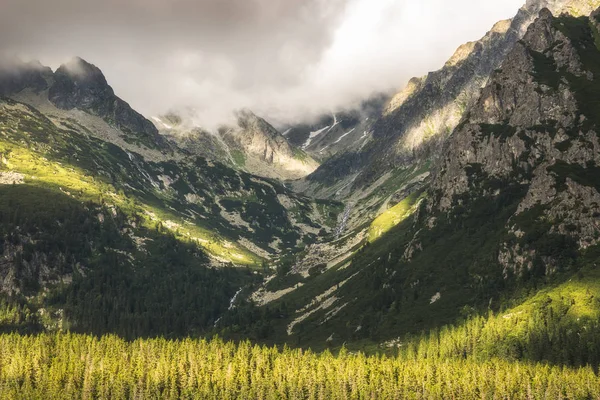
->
[225,109,292,164]
[429,8,600,276]
[220,109,320,180]
[0,58,53,96]
[308,0,600,194]
[48,57,166,149]
[158,108,319,180]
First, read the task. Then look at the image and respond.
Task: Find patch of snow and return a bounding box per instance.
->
[302,126,330,149]
[358,131,370,151]
[281,128,291,136]
[325,114,340,134]
[333,128,356,144]
[151,116,173,129]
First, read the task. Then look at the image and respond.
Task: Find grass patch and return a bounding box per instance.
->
[231,149,246,167]
[368,190,425,242]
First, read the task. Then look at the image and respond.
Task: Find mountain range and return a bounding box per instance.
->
[1,0,600,370]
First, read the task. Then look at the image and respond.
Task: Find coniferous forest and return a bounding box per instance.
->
[0,333,598,399]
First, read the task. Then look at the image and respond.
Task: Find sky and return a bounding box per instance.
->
[0,0,524,127]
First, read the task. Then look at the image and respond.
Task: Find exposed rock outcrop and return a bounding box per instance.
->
[49,57,167,149]
[428,7,600,275]
[0,58,53,96]
[155,109,320,180]
[306,0,600,197]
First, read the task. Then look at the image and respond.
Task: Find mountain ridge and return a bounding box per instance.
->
[226,5,600,353]
[301,0,600,201]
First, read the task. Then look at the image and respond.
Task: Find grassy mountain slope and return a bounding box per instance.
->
[0,94,344,337]
[0,97,342,263]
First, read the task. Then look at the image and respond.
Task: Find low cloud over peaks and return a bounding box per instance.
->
[1,0,523,127]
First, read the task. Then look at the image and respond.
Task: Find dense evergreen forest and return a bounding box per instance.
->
[0,333,598,399]
[0,184,259,339]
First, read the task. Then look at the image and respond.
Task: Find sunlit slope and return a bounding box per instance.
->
[368,191,425,242]
[0,331,598,399]
[0,99,341,265]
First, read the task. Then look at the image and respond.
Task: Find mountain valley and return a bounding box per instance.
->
[2,0,600,397]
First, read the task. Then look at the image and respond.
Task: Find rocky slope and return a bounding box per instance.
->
[231,5,600,348]
[429,7,600,274]
[280,93,389,162]
[49,58,167,149]
[302,0,600,201]
[0,58,344,335]
[0,59,342,268]
[154,109,319,180]
[2,0,600,352]
[1,57,167,151]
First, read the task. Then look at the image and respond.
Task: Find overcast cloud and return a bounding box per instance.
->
[0,0,524,127]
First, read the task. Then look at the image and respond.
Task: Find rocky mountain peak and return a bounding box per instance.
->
[47,57,166,149]
[304,0,600,200]
[49,57,114,110]
[59,57,107,82]
[234,108,280,140]
[0,57,53,96]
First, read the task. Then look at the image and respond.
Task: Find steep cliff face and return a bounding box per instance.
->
[49,58,167,149]
[427,8,600,275]
[242,6,600,347]
[305,0,600,198]
[221,109,319,179]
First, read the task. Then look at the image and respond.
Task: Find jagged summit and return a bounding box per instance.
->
[0,57,53,96]
[59,57,106,79]
[155,107,320,180]
[0,56,167,150]
[304,0,600,199]
[49,57,113,110]
[234,108,282,141]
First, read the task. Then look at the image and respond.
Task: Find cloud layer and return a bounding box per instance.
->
[1,0,524,127]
